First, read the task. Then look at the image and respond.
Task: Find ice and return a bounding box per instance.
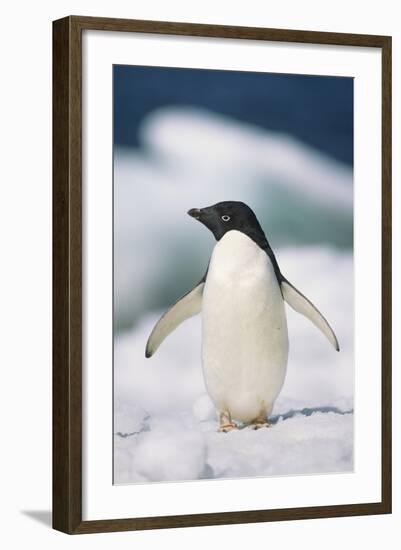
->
[113,107,353,330]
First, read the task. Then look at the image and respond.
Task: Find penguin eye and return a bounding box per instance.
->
[221,215,230,222]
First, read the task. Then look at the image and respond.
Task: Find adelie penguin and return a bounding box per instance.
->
[146,201,339,432]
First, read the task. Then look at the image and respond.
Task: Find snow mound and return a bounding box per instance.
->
[114,407,353,484]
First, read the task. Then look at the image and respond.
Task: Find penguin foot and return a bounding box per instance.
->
[218,411,238,432]
[250,421,271,430]
[218,422,238,433]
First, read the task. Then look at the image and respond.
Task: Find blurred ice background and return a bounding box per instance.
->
[113,67,354,484]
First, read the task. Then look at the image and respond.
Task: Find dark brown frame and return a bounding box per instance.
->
[53,15,392,534]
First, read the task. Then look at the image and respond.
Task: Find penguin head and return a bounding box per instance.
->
[188,201,265,242]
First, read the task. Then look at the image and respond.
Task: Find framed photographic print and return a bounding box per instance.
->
[52,16,392,534]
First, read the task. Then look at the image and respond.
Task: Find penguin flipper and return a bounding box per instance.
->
[145,281,205,358]
[281,279,340,351]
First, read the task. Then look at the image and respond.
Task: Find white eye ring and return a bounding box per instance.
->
[221,215,230,222]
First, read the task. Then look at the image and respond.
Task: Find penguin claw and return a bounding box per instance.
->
[250,422,271,430]
[218,422,238,433]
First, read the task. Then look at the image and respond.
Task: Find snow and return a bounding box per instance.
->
[113,247,353,484]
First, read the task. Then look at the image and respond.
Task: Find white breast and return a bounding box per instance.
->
[201,230,289,422]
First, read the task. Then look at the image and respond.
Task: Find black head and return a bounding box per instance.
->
[187,201,266,242]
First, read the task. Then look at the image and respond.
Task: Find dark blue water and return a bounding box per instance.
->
[114,65,353,166]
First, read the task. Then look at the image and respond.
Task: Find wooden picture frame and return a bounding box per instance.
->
[53,15,392,534]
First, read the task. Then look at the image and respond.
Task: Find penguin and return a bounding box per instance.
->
[145,201,339,432]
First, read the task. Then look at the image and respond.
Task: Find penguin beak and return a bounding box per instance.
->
[187,208,201,220]
[187,205,221,239]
